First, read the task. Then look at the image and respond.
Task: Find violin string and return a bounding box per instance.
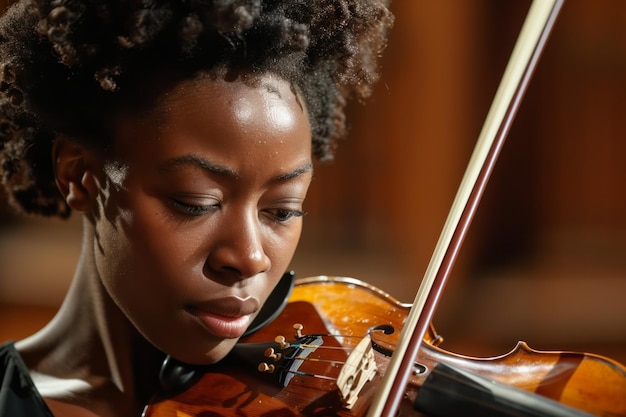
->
[288,333,370,351]
[268,332,382,387]
[289,343,350,351]
[290,356,346,366]
[277,337,352,378]
[270,330,384,379]
[283,369,338,381]
[302,333,365,340]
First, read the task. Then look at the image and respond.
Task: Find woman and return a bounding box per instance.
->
[0,0,393,416]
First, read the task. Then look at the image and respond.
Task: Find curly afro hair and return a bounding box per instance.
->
[0,0,393,218]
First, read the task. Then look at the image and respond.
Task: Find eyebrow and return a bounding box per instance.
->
[158,155,238,177]
[157,154,313,182]
[274,163,314,181]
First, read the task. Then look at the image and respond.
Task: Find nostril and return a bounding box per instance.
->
[204,223,272,280]
[203,261,241,281]
[203,251,270,283]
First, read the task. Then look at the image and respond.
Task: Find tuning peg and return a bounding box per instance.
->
[293,323,304,339]
[274,335,290,350]
[264,347,282,361]
[258,363,276,374]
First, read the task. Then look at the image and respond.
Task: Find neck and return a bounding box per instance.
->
[16,217,165,417]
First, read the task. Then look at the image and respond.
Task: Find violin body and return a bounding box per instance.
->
[143,276,626,417]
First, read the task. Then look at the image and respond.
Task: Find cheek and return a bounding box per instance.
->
[261,223,302,296]
[91,177,305,354]
[120,214,202,291]
[92,197,197,312]
[92,207,215,356]
[265,220,303,268]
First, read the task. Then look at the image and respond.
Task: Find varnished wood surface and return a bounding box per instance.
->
[144,277,626,417]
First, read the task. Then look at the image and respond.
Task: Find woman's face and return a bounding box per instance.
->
[90,73,313,364]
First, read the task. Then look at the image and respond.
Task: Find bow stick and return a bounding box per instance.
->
[365,1,565,416]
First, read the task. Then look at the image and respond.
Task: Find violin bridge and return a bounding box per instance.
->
[336,334,377,409]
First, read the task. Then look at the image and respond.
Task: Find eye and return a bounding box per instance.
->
[266,208,307,223]
[169,198,220,216]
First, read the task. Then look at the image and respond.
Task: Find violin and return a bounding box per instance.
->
[143,0,626,415]
[143,275,626,416]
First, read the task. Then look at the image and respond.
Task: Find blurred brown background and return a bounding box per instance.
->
[2,0,626,365]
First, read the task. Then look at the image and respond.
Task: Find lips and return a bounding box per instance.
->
[185,296,260,339]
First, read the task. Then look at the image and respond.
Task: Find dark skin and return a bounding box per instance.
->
[15,71,314,417]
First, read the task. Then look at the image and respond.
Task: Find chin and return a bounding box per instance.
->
[179,338,240,366]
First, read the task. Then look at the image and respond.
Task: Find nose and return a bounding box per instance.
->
[205,211,272,281]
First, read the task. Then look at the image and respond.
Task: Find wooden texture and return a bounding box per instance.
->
[144,277,626,416]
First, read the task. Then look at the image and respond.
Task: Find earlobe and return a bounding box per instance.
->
[52,136,98,212]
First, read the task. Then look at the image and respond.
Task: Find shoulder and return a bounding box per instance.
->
[0,341,55,417]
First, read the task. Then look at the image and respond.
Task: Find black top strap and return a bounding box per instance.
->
[0,342,54,417]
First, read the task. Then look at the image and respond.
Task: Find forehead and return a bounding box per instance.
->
[109,72,312,174]
[157,72,307,133]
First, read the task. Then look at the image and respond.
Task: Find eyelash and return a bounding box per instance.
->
[170,199,219,216]
[268,208,307,223]
[170,199,306,223]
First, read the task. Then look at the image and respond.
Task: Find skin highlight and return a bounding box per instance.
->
[16,72,313,416]
[0,2,393,415]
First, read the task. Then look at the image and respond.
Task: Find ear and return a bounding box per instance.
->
[52,136,99,213]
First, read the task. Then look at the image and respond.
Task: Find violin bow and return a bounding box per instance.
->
[365,1,565,416]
